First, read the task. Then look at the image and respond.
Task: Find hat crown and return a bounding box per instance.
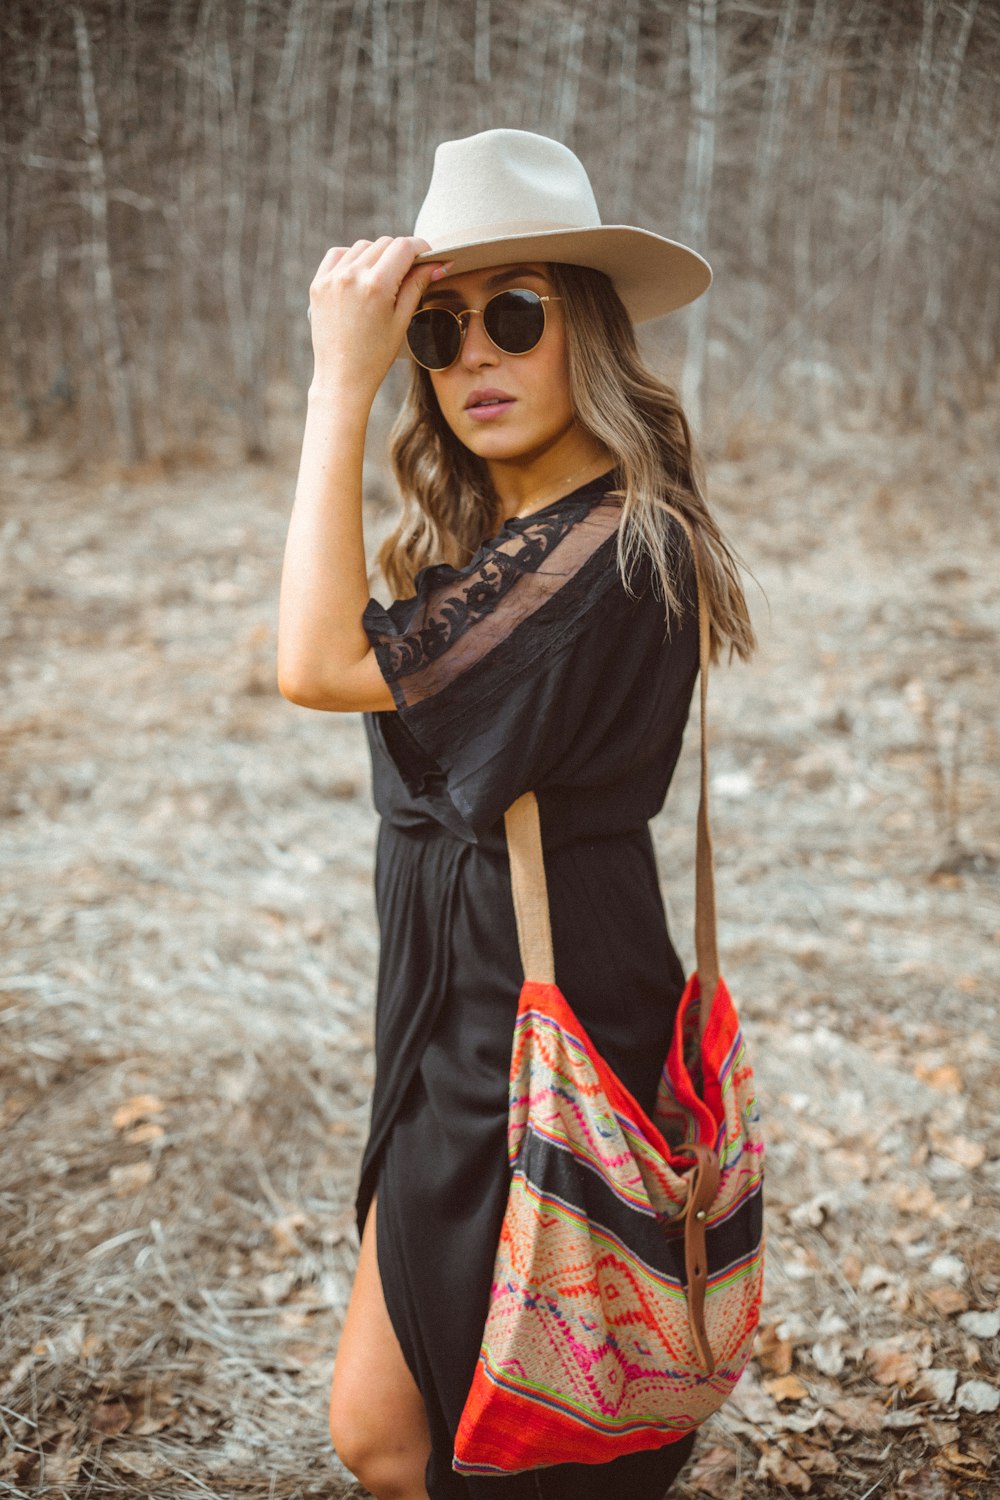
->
[413,129,602,250]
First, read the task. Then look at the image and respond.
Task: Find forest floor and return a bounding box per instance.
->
[1,395,999,1499]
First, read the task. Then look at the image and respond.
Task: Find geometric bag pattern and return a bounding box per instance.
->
[453,508,765,1476]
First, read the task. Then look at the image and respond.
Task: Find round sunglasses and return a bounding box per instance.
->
[406,287,562,371]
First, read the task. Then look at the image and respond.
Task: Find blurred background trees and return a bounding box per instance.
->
[1,0,996,467]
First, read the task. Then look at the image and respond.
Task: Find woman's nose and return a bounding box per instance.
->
[459,310,498,367]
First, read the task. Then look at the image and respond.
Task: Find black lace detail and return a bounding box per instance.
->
[374,495,596,683]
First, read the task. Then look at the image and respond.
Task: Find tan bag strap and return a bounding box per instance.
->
[503,506,719,1030]
[503,790,556,986]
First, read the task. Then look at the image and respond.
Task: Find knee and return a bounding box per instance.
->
[329,1393,423,1498]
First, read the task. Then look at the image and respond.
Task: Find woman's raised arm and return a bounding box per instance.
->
[276,236,450,712]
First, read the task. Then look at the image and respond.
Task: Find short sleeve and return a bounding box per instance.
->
[363,489,696,839]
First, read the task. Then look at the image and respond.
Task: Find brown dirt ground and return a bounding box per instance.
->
[1,393,998,1498]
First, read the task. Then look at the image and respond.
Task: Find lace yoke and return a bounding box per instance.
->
[363,485,626,712]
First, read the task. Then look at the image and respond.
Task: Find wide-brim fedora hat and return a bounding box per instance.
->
[394,128,712,362]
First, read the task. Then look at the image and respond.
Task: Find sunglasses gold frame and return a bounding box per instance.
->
[406,289,563,371]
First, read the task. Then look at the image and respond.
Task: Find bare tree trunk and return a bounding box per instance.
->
[72,4,143,466]
[370,0,391,198]
[682,0,718,434]
[914,0,979,427]
[394,0,419,212]
[329,0,368,232]
[609,3,640,222]
[474,0,491,95]
[748,0,798,271]
[249,0,307,414]
[414,0,440,173]
[0,109,43,439]
[552,6,587,142]
[867,13,919,423]
[794,0,835,431]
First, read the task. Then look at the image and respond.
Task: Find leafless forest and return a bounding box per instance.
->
[1,0,998,459]
[2,1,999,1498]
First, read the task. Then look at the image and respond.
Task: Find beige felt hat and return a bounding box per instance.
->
[407,128,712,324]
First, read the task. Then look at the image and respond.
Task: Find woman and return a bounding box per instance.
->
[278,129,756,1500]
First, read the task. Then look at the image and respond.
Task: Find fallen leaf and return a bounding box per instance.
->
[270,1212,307,1256]
[0,1448,38,1483]
[90,1398,131,1437]
[756,1447,812,1492]
[913,1062,964,1092]
[925,1284,969,1315]
[932,1441,991,1480]
[124,1121,165,1143]
[928,1253,966,1284]
[894,1181,949,1217]
[893,1468,951,1499]
[686,1443,741,1500]
[112,1094,165,1130]
[790,1191,839,1228]
[107,1161,155,1196]
[755,1322,794,1375]
[927,1130,986,1169]
[957,1309,1000,1338]
[126,1386,179,1438]
[258,1269,295,1305]
[841,1252,863,1286]
[923,1417,961,1447]
[727,1362,782,1429]
[960,1336,982,1367]
[825,1147,872,1182]
[859,1263,898,1292]
[828,1396,884,1433]
[764,1373,810,1403]
[115,1451,170,1479]
[42,1450,83,1485]
[810,1337,845,1376]
[910,1367,958,1403]
[866,1336,921,1386]
[954,1379,998,1413]
[882,1407,925,1428]
[775,1406,825,1434]
[815,1308,849,1336]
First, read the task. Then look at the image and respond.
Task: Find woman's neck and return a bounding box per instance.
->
[492,442,616,522]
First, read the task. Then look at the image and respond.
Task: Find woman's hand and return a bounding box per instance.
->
[308,236,452,399]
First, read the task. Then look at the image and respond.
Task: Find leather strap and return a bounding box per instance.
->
[662,504,719,1028]
[503,789,556,985]
[675,1142,721,1375]
[503,504,719,1026]
[501,509,723,1372]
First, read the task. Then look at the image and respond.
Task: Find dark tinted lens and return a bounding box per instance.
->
[407,308,461,369]
[484,289,545,353]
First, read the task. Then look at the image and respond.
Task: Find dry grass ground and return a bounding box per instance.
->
[2,395,998,1498]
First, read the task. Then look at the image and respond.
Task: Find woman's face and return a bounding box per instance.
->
[418,261,577,465]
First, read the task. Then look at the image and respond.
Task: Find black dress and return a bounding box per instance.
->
[356,469,701,1500]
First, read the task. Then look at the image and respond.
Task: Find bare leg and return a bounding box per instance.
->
[329,1195,432,1500]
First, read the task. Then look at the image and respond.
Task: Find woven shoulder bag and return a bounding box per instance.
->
[452,507,766,1476]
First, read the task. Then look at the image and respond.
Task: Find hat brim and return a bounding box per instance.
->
[413,225,712,319]
[393,225,711,364]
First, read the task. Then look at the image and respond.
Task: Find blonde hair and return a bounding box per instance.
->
[378,261,757,665]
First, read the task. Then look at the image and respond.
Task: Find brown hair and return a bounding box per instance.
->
[378,261,757,665]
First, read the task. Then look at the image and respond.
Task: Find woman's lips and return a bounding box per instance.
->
[465,398,516,421]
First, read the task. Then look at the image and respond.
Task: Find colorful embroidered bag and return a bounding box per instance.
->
[453,510,765,1476]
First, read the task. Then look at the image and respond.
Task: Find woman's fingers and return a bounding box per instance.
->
[307,237,450,393]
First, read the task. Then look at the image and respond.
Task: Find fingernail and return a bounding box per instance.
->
[430,261,454,279]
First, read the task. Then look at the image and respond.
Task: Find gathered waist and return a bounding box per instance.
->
[377,808,654,860]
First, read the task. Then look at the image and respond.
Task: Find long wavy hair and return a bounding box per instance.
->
[378,261,757,665]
